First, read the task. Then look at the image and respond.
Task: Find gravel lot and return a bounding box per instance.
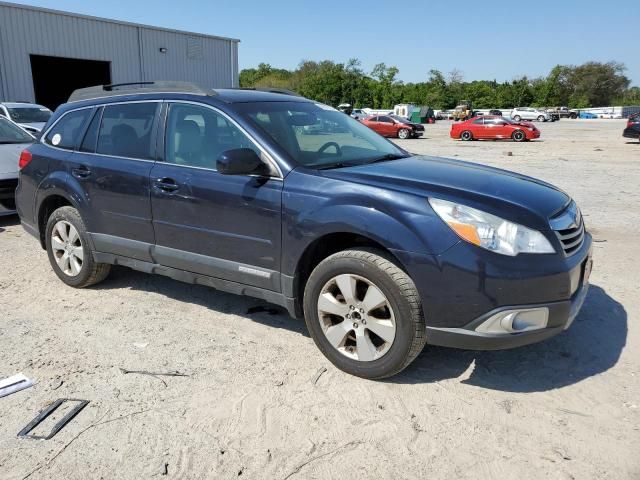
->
[1,119,638,479]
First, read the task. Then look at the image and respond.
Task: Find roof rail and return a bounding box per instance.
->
[239,87,302,97]
[68,81,215,103]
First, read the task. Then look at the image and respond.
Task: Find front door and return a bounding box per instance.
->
[149,102,283,291]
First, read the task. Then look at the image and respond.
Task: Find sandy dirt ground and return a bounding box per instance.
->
[0,119,638,480]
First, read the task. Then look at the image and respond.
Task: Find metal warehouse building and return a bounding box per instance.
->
[0,1,240,109]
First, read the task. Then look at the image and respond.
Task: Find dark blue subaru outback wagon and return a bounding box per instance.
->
[16,82,593,379]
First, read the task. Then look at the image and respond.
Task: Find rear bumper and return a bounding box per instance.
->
[391,233,593,350]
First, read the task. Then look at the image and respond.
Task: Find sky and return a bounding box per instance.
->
[15,0,640,86]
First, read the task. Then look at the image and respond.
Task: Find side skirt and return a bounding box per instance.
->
[92,251,298,318]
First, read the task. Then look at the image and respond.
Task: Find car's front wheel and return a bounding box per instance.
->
[513,115,521,121]
[398,128,410,139]
[303,248,426,379]
[45,206,111,288]
[537,115,546,122]
[512,130,526,142]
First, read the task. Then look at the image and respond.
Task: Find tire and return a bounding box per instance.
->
[512,130,526,142]
[537,115,546,122]
[45,206,111,288]
[303,248,426,379]
[398,128,410,139]
[570,113,577,119]
[513,115,521,121]
[460,130,473,141]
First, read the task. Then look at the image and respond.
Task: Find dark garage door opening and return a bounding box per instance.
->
[30,55,111,110]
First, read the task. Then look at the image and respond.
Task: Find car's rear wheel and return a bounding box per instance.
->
[460,130,473,141]
[45,206,111,288]
[512,130,526,142]
[513,115,521,121]
[398,128,410,139]
[303,248,426,379]
[537,115,545,122]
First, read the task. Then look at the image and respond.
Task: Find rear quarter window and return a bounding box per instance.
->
[44,109,92,150]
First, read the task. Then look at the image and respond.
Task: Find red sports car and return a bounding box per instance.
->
[361,114,425,139]
[450,115,540,142]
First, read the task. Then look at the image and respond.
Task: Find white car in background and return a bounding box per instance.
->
[0,116,35,213]
[510,107,551,122]
[0,102,52,134]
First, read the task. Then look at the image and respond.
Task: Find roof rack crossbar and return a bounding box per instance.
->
[68,81,215,103]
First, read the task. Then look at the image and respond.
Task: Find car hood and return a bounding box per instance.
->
[319,156,570,230]
[0,143,30,177]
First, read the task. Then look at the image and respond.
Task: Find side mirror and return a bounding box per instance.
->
[217,148,269,176]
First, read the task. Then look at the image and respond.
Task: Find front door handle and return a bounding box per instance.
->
[154,177,179,192]
[71,165,91,179]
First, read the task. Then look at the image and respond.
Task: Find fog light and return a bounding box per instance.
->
[475,308,548,334]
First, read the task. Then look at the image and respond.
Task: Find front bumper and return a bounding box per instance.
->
[392,233,593,350]
[0,177,18,201]
[623,127,639,139]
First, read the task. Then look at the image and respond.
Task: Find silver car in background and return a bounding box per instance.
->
[0,116,34,213]
[510,107,551,122]
[0,102,52,134]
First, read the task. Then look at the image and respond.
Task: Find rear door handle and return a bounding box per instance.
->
[154,177,179,192]
[71,165,91,179]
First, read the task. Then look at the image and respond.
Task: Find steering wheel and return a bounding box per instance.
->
[317,141,342,156]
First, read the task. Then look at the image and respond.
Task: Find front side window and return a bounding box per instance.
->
[45,108,92,150]
[473,118,484,125]
[238,101,406,169]
[378,116,393,123]
[0,117,34,144]
[97,102,158,159]
[165,103,259,169]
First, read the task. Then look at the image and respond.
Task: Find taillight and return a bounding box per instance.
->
[19,150,33,170]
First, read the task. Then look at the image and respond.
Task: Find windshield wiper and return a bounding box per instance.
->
[366,153,410,164]
[314,162,353,170]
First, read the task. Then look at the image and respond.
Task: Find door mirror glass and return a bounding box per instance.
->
[217,148,268,176]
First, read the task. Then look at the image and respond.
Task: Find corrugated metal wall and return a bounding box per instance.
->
[0,2,239,102]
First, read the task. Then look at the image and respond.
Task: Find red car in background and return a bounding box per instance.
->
[361,114,425,139]
[450,116,540,142]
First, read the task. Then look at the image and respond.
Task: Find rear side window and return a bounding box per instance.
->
[97,103,158,159]
[45,109,92,150]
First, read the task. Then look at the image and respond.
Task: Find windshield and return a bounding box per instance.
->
[237,101,407,169]
[7,106,52,123]
[0,117,34,144]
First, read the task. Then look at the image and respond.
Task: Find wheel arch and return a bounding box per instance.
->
[290,232,405,318]
[35,172,92,249]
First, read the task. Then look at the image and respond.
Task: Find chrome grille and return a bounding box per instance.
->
[550,202,585,255]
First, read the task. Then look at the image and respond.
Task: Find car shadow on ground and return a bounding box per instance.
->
[390,284,627,392]
[97,266,310,337]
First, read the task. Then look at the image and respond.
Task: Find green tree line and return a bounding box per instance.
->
[240,60,640,109]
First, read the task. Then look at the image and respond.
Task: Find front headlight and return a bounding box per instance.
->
[429,198,555,256]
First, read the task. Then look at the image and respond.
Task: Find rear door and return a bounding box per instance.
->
[65,101,159,260]
[149,102,283,291]
[470,117,487,138]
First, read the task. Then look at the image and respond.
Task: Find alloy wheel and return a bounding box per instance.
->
[51,220,84,276]
[317,274,396,362]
